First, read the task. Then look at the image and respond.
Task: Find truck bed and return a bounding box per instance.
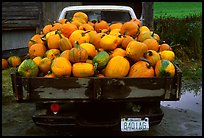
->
[11,64,182,103]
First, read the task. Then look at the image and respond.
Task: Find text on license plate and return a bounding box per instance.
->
[121,117,149,132]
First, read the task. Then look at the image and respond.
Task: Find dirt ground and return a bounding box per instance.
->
[2,86,202,136]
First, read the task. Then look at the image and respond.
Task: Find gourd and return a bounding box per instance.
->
[92,51,110,70]
[155,59,175,78]
[69,42,88,63]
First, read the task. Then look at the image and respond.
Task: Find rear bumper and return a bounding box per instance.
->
[32,105,164,130]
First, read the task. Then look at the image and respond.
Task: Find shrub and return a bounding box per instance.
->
[154,15,202,61]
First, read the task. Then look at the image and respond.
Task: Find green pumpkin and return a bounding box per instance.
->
[92,51,110,70]
[155,59,175,78]
[17,59,39,77]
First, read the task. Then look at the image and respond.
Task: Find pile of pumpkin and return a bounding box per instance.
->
[17,11,176,78]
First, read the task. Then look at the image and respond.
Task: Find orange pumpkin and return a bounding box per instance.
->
[44,49,61,60]
[128,59,155,78]
[158,43,172,52]
[2,58,9,70]
[38,57,52,74]
[72,63,95,77]
[29,43,47,59]
[109,22,123,31]
[121,35,134,49]
[120,21,139,37]
[73,11,88,23]
[50,22,63,31]
[58,18,68,24]
[136,31,153,42]
[143,38,159,51]
[51,57,72,77]
[7,56,21,67]
[69,30,90,46]
[78,23,95,31]
[58,33,72,51]
[94,20,109,33]
[126,40,148,62]
[47,32,61,49]
[42,24,52,34]
[143,50,161,67]
[69,42,89,63]
[92,32,106,49]
[104,56,130,77]
[60,23,78,38]
[60,50,70,61]
[28,34,44,49]
[86,30,98,44]
[130,18,142,27]
[44,73,56,78]
[109,48,127,58]
[88,21,95,27]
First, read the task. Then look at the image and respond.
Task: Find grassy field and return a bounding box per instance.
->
[154,2,202,18]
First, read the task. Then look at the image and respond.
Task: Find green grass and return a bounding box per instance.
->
[154,2,202,18]
[2,67,16,97]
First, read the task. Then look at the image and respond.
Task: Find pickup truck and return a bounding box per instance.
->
[11,5,182,135]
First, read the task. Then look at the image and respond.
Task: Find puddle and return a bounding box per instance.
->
[161,86,202,114]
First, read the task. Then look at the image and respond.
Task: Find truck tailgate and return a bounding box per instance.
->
[11,64,182,102]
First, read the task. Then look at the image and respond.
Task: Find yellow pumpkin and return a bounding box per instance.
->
[104,56,130,77]
[72,63,94,77]
[160,50,175,62]
[80,43,97,59]
[99,35,118,51]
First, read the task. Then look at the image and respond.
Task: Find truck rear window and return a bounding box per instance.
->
[65,10,132,24]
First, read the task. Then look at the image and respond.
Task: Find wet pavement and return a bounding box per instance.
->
[161,87,202,114]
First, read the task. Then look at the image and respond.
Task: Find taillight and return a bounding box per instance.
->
[50,103,60,114]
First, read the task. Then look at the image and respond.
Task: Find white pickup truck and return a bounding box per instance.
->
[11,5,182,135]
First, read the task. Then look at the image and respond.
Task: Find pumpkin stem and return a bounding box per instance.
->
[134,27,141,38]
[41,33,47,41]
[151,31,155,37]
[56,31,63,39]
[29,39,37,44]
[148,50,153,56]
[74,41,80,48]
[124,30,128,35]
[140,57,152,69]
[94,63,98,71]
[81,30,90,36]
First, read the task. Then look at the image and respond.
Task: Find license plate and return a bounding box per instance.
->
[121,117,149,132]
